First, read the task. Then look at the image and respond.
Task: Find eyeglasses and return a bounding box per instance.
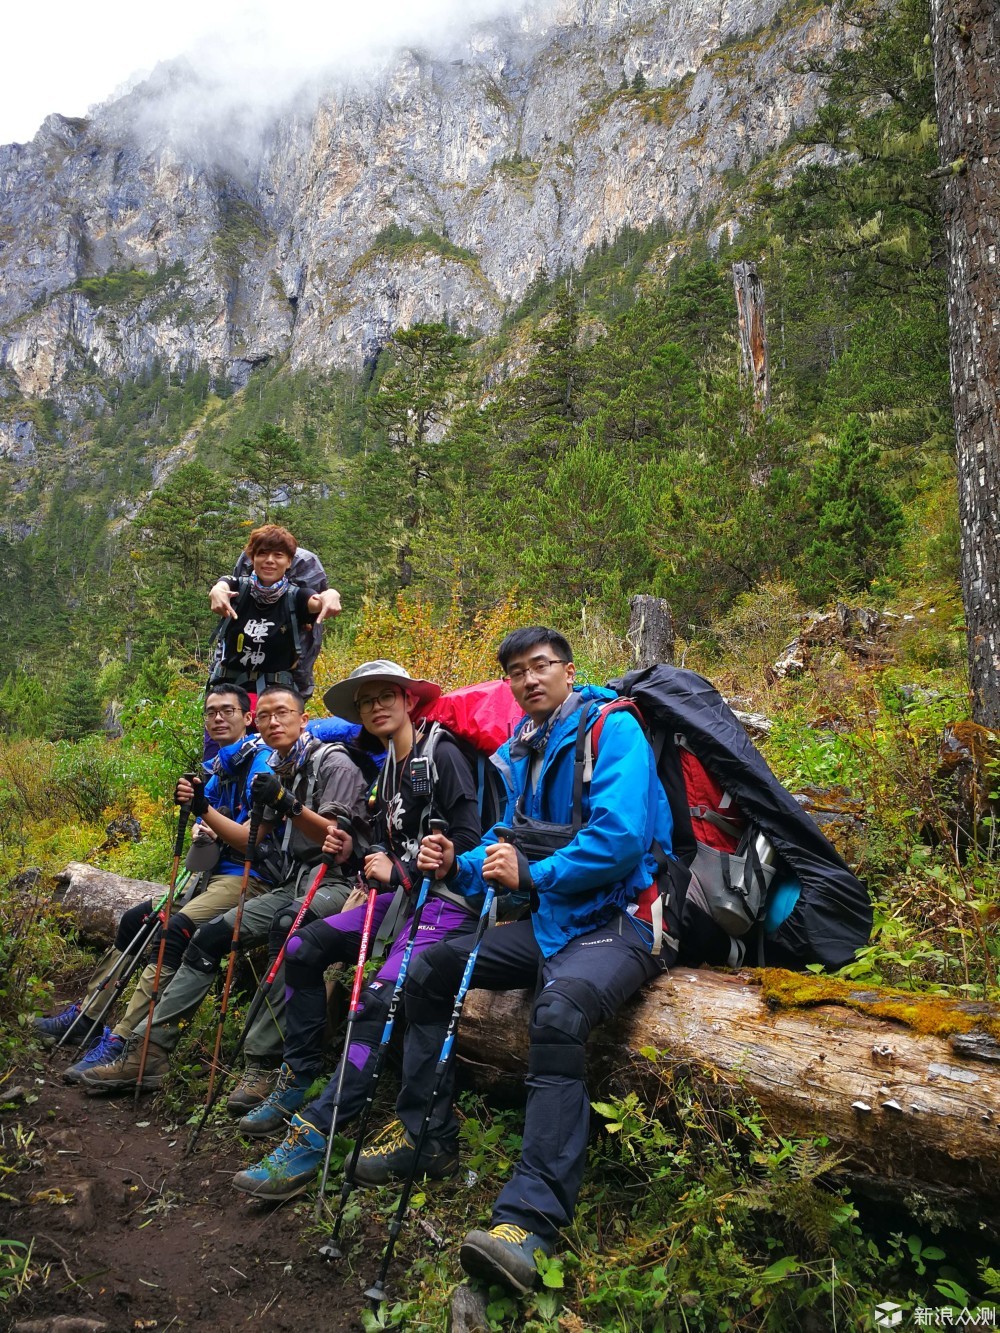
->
[356,688,400,715]
[256,706,300,723]
[204,705,239,719]
[505,657,568,685]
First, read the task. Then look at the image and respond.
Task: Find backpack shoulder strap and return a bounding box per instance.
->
[585,698,646,778]
[285,581,304,665]
[209,577,252,652]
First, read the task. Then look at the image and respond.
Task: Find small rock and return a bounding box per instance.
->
[447,1283,489,1333]
[14,1319,109,1332]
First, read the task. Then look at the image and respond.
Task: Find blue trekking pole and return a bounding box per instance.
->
[364,848,505,1308]
[317,819,448,1248]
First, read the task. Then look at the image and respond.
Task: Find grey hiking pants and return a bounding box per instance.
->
[135,872,352,1064]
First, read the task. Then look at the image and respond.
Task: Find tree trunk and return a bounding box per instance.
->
[457,968,1000,1220]
[52,862,164,944]
[626,594,675,668]
[930,0,1000,727]
[732,261,770,408]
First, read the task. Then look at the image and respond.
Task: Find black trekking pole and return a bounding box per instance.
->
[54,870,197,1053]
[183,809,354,1155]
[184,802,263,1154]
[311,865,383,1222]
[318,819,448,1253]
[365,876,499,1307]
[134,788,194,1105]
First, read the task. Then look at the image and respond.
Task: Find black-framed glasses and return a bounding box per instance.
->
[356,688,400,715]
[256,706,300,723]
[204,705,239,719]
[504,657,568,685]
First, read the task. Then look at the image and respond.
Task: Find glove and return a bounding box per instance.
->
[251,771,300,817]
[175,777,208,816]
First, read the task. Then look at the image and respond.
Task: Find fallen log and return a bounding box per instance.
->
[52,862,165,945]
[457,968,1000,1222]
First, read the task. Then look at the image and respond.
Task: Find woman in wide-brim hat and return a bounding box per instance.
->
[231,658,482,1173]
[322,659,440,724]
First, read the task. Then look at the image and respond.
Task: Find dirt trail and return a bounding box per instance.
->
[0,1065,374,1332]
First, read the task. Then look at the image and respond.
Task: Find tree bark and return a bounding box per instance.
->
[457,969,1000,1219]
[626,594,675,668]
[732,261,770,408]
[930,0,1000,727]
[52,862,163,945]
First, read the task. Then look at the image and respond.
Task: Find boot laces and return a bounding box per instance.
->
[79,1028,118,1068]
[272,1120,318,1164]
[489,1224,530,1246]
[364,1120,410,1155]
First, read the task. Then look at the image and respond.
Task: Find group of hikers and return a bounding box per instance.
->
[33,521,873,1299]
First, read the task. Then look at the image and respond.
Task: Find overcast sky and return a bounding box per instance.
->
[1,0,534,147]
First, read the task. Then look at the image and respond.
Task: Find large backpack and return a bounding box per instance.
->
[230,546,329,698]
[413,678,524,831]
[593,665,873,971]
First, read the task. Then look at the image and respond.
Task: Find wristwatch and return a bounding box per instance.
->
[289,797,304,818]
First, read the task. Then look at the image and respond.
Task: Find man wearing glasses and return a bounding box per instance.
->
[47,685,272,1079]
[80,686,370,1102]
[354,627,677,1296]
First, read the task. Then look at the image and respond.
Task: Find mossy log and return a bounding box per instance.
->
[457,968,1000,1220]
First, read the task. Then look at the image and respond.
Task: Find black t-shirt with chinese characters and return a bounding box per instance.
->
[374,734,481,891]
[215,577,315,679]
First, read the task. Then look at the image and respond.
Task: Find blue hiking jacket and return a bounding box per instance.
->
[201,737,274,878]
[452,684,674,957]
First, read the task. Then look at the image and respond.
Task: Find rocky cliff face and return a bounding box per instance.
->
[0,0,840,411]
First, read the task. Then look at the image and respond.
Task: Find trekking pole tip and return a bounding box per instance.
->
[317,1240,343,1261]
[364,1281,387,1306]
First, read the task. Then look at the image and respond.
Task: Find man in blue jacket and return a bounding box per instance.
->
[350,626,678,1296]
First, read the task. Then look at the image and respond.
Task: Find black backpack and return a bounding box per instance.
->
[600,665,873,971]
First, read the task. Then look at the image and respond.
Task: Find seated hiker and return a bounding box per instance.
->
[36,685,267,1081]
[79,687,370,1099]
[207,525,341,699]
[231,659,483,1199]
[346,627,677,1296]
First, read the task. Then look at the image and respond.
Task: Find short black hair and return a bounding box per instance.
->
[205,683,252,713]
[497,627,574,671]
[257,684,306,712]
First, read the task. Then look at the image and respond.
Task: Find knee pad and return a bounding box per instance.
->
[161,912,196,972]
[268,907,299,958]
[528,978,604,1080]
[403,947,459,1025]
[351,980,393,1047]
[283,927,335,979]
[116,899,152,948]
[186,915,234,969]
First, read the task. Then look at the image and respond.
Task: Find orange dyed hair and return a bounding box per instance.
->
[244,525,297,560]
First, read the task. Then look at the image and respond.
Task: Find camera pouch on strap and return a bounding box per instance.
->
[689,826,777,939]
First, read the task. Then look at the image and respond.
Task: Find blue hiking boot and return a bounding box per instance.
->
[33,1004,95,1049]
[63,1029,126,1086]
[237,1062,311,1138]
[231,1115,325,1200]
[460,1224,552,1296]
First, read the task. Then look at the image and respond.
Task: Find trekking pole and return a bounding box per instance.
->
[184,803,263,1152]
[365,871,501,1306]
[318,818,448,1254]
[54,870,197,1053]
[184,809,353,1155]
[311,865,383,1222]
[133,789,194,1105]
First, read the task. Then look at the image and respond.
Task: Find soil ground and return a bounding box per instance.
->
[0,1057,387,1332]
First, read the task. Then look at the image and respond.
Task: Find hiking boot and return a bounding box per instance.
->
[226,1064,278,1117]
[78,1034,170,1094]
[352,1119,458,1187]
[231,1115,326,1200]
[63,1029,125,1085]
[460,1224,551,1296]
[237,1062,311,1137]
[34,1004,95,1049]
